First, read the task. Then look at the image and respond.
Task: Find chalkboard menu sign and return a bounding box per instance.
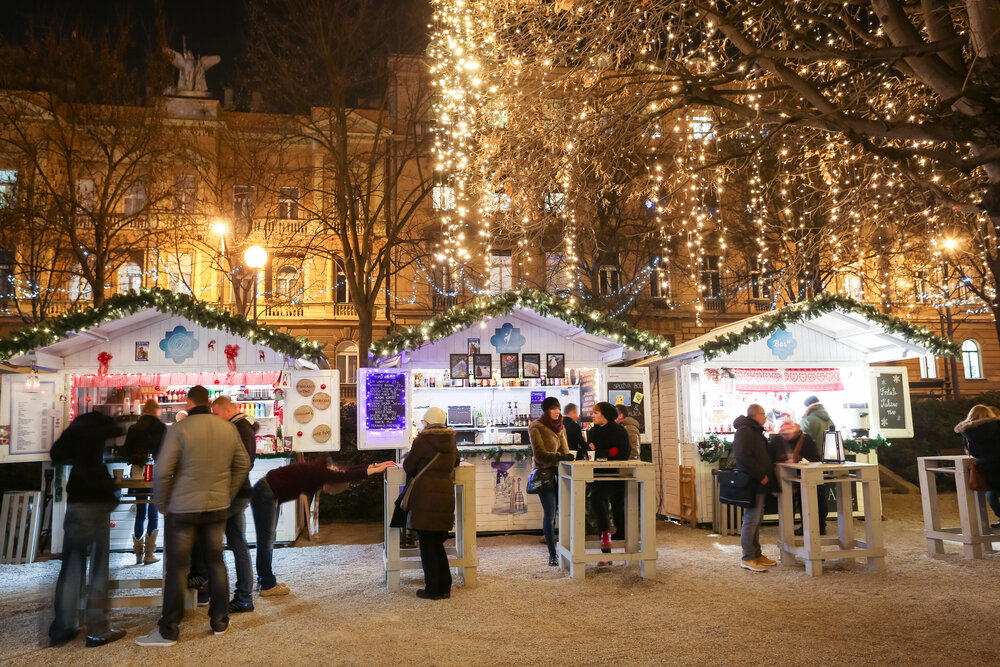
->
[365,371,408,431]
[608,381,646,433]
[579,369,598,424]
[875,372,907,431]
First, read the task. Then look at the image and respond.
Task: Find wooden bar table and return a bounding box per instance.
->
[917,455,1000,559]
[556,461,657,580]
[383,463,478,591]
[776,462,885,576]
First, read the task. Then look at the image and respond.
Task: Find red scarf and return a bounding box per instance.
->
[539,413,564,434]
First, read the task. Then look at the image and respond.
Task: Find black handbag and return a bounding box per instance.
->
[717,469,754,507]
[389,453,440,528]
[525,466,556,494]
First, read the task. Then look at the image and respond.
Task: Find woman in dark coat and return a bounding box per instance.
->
[587,402,631,562]
[121,399,166,564]
[403,407,460,600]
[955,404,1000,528]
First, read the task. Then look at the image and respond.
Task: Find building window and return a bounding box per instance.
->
[76,179,95,214]
[700,255,722,299]
[0,170,16,208]
[914,270,930,304]
[750,257,771,300]
[546,254,572,294]
[490,250,513,294]
[123,182,146,216]
[334,259,350,303]
[275,265,299,300]
[432,174,455,211]
[490,190,511,212]
[279,187,300,220]
[0,249,13,299]
[919,354,937,379]
[690,112,714,140]
[68,265,92,301]
[233,185,254,224]
[166,253,193,295]
[118,262,142,293]
[432,264,457,310]
[962,339,983,379]
[650,259,671,300]
[599,265,621,295]
[336,341,359,384]
[173,175,196,214]
[544,191,566,214]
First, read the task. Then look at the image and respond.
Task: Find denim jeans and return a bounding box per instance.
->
[416,530,451,596]
[131,464,158,539]
[226,497,252,604]
[159,509,229,639]
[250,478,279,590]
[740,492,766,561]
[986,490,1000,521]
[49,503,112,641]
[538,489,557,558]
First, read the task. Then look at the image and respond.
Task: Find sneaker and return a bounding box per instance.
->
[213,623,230,636]
[756,555,777,566]
[196,590,210,607]
[259,583,290,597]
[740,559,767,573]
[416,589,445,600]
[86,628,126,647]
[187,575,207,590]
[228,599,254,613]
[135,628,176,647]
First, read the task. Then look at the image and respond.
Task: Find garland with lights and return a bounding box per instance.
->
[371,288,672,359]
[699,293,959,360]
[0,288,326,363]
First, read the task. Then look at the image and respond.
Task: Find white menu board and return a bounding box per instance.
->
[10,382,57,456]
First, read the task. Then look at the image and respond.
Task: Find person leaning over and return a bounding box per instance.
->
[562,403,588,461]
[404,407,461,599]
[733,404,778,573]
[211,396,259,613]
[122,399,166,565]
[135,385,251,647]
[528,397,574,567]
[48,412,126,648]
[250,456,396,596]
[615,404,641,460]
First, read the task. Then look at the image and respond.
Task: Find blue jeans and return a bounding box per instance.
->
[159,510,229,639]
[50,503,112,640]
[740,492,767,561]
[134,498,159,539]
[226,497,252,604]
[986,490,1000,521]
[250,478,279,590]
[538,490,557,558]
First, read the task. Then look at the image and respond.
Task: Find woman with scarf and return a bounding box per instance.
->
[528,396,574,566]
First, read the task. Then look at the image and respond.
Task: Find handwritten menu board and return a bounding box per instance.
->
[366,372,408,431]
[608,381,646,433]
[875,372,907,431]
[579,370,598,424]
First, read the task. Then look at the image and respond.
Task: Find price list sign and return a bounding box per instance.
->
[365,371,408,432]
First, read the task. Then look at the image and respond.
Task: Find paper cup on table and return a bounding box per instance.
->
[587,451,595,461]
[113,468,124,481]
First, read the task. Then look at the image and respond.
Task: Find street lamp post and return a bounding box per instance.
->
[244,245,267,322]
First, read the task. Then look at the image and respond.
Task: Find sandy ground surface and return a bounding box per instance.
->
[2,491,999,666]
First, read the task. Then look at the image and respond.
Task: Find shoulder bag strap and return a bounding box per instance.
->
[793,434,805,459]
[400,452,442,510]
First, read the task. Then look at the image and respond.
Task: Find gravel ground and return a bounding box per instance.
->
[1,491,998,666]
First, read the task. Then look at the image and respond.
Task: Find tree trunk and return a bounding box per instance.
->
[357,306,374,369]
[944,306,961,398]
[92,263,107,307]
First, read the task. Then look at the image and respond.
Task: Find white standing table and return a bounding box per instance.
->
[917,455,1000,559]
[556,461,657,579]
[776,462,885,576]
[383,463,478,591]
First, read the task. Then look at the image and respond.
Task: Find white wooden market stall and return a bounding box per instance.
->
[0,289,340,555]
[364,289,669,534]
[634,295,957,526]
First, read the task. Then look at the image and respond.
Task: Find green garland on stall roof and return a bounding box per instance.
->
[0,287,327,363]
[371,288,672,359]
[699,292,960,360]
[459,446,532,463]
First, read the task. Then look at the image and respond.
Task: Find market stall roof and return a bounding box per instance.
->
[0,288,326,370]
[372,289,671,363]
[640,293,958,366]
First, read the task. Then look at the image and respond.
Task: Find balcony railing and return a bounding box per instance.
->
[253,219,312,236]
[702,297,726,313]
[748,298,772,313]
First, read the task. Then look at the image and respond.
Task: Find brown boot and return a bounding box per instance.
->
[143,529,160,564]
[132,535,144,565]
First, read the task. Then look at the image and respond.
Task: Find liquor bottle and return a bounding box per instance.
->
[143,454,154,482]
[515,478,525,512]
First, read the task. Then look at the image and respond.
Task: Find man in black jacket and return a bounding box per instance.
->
[733,404,776,573]
[562,403,588,460]
[48,412,127,647]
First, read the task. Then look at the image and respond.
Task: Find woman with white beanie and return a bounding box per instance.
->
[402,407,460,600]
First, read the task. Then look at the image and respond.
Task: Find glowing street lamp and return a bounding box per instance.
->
[244,245,267,322]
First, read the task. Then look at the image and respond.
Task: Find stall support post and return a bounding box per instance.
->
[917,456,1000,559]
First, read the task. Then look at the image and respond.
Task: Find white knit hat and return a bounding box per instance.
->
[423,407,447,426]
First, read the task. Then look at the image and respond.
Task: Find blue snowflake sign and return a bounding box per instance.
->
[766,328,797,360]
[159,325,199,364]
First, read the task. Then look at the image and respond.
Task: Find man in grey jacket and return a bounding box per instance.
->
[136,385,251,647]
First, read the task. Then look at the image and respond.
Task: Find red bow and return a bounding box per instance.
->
[224,344,240,372]
[97,352,112,376]
[208,339,216,351]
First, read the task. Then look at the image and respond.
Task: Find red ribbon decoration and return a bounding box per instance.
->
[224,344,240,372]
[208,339,216,351]
[97,352,112,376]
[259,350,265,362]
